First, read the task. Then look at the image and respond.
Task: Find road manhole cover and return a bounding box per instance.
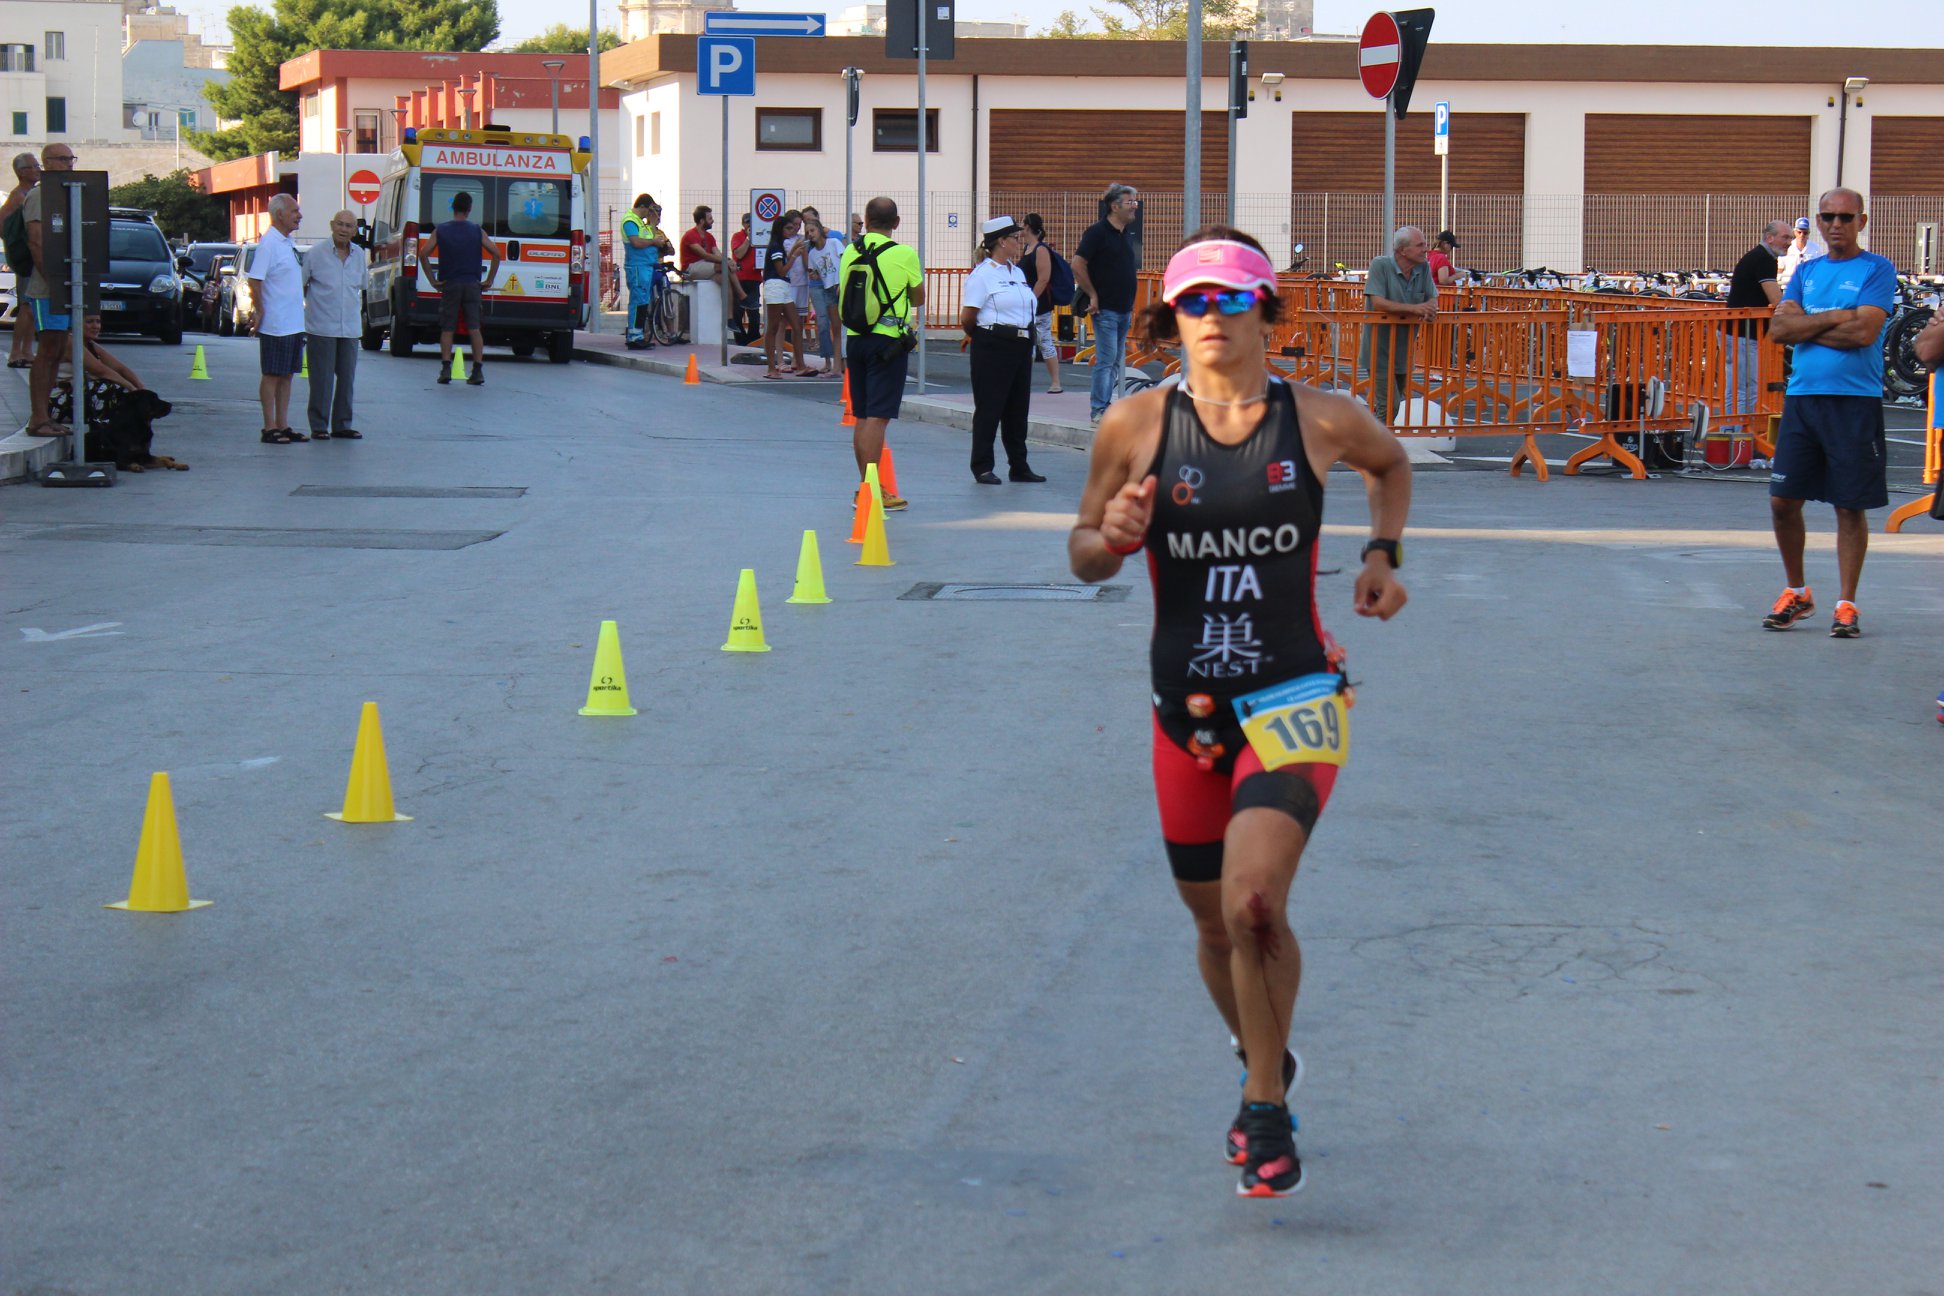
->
[290,486,527,499]
[901,582,1129,602]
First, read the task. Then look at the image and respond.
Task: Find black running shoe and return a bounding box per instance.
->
[1236,1102,1304,1197]
[1226,1043,1302,1165]
[1762,587,1814,630]
[436,367,452,385]
[467,363,485,386]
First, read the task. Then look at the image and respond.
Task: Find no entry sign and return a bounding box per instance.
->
[347,169,381,206]
[1359,12,1402,100]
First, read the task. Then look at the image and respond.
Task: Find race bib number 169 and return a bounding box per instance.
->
[1233,672,1350,769]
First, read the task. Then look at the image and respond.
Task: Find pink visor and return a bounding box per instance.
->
[1162,239,1279,304]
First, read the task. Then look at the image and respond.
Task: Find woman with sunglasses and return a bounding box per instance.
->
[1069,226,1412,1199]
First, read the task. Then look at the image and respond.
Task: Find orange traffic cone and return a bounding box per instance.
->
[879,443,901,497]
[684,353,700,385]
[847,479,871,544]
[839,370,857,428]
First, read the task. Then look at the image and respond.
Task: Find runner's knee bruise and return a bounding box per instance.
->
[1230,769,1320,835]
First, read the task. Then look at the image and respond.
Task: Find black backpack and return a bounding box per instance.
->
[3,206,31,278]
[840,236,908,334]
[1039,242,1076,307]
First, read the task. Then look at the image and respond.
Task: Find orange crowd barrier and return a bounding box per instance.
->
[1887,369,1941,532]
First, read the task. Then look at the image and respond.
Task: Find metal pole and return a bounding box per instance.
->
[1185,0,1202,236]
[843,68,858,250]
[67,179,84,459]
[1383,94,1396,245]
[587,4,601,336]
[1225,43,1238,228]
[721,93,730,368]
[1439,153,1448,232]
[916,0,928,394]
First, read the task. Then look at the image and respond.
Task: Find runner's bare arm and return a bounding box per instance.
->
[1297,388,1411,620]
[482,235,503,289]
[1916,313,1944,367]
[1069,395,1161,581]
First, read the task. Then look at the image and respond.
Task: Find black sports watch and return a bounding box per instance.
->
[1361,538,1403,569]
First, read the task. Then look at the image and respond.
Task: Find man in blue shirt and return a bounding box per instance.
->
[1761,187,1897,639]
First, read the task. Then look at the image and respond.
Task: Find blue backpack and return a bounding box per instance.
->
[1039,242,1076,307]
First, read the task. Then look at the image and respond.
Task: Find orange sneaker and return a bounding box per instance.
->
[1830,603,1860,638]
[1762,587,1814,630]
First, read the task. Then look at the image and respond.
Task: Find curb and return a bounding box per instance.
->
[572,343,1100,453]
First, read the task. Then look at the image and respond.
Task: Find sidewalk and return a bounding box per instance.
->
[1,365,67,484]
[573,324,1102,453]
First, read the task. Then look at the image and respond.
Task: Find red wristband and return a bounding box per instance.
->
[1105,537,1144,556]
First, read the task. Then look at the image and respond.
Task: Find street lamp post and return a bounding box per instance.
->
[841,67,862,246]
[543,59,567,134]
[336,126,352,207]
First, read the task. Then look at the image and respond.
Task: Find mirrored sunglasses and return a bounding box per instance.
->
[1173,288,1264,317]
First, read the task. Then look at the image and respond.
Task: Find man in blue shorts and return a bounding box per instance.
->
[1762,188,1897,639]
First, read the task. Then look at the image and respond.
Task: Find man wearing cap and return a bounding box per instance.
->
[960,216,1045,484]
[1777,216,1825,291]
[1364,226,1437,424]
[1426,230,1461,288]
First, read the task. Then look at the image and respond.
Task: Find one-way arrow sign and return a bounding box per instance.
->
[19,622,125,642]
[703,11,826,36]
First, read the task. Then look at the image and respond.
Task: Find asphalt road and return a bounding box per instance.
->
[4,333,1941,1295]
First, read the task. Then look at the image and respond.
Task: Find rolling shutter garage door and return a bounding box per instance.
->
[1585,115,1810,270]
[989,109,1227,251]
[1288,111,1524,272]
[1289,111,1524,192]
[1870,118,1944,272]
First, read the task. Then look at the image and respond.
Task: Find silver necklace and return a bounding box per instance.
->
[1179,378,1270,408]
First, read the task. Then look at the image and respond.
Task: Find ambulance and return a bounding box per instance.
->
[361,125,592,363]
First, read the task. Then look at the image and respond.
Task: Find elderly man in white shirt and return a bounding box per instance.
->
[248,192,307,442]
[302,209,369,440]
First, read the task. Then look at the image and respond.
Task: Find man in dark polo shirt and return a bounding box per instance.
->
[1724,219,1792,448]
[426,189,502,386]
[1073,182,1141,423]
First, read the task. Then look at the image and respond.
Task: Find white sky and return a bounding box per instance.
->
[177,0,1942,51]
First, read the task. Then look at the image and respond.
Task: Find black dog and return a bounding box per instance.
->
[82,385,188,472]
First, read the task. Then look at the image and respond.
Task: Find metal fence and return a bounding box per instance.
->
[626,187,1944,278]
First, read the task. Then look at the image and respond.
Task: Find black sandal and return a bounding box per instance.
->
[310,429,331,440]
[260,428,298,444]
[330,428,362,439]
[281,427,309,442]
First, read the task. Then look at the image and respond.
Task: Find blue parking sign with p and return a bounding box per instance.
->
[698,36,756,96]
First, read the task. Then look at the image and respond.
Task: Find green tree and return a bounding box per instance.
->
[110,171,230,243]
[194,0,502,162]
[1039,10,1098,36]
[1073,0,1253,39]
[508,24,621,53]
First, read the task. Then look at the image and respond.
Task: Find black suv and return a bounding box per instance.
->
[101,207,184,344]
[177,241,238,331]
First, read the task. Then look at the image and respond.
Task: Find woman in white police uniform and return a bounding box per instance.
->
[960,216,1047,484]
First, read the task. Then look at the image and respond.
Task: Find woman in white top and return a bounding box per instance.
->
[802,214,845,376]
[959,215,1045,484]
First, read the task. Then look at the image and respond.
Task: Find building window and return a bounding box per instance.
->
[11,112,27,137]
[46,97,67,134]
[354,110,380,153]
[45,31,65,61]
[634,115,644,157]
[757,107,822,152]
[872,108,939,153]
[1,45,35,74]
[650,112,661,155]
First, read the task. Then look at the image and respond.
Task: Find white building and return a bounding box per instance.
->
[620,0,730,41]
[1,0,138,145]
[826,6,1027,39]
[601,35,1944,274]
[122,38,229,141]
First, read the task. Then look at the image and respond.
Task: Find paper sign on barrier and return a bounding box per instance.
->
[1567,329,1598,379]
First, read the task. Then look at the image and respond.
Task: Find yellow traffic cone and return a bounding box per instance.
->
[188,344,210,380]
[578,620,639,716]
[107,772,211,912]
[450,351,466,382]
[787,529,832,604]
[326,701,413,822]
[721,568,772,652]
[857,492,895,567]
[865,461,884,511]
